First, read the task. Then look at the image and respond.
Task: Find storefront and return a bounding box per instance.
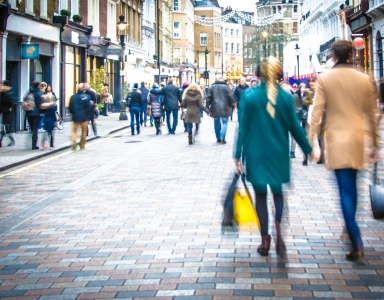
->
[1,14,60,131]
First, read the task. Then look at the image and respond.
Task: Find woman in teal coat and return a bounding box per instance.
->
[234,57,313,257]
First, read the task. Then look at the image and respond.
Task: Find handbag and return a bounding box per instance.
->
[126,93,132,107]
[146,105,152,117]
[370,163,384,219]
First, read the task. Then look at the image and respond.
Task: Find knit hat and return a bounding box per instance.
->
[133,83,139,89]
[182,81,189,87]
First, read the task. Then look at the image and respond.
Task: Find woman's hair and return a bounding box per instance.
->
[308,77,317,83]
[46,85,53,92]
[331,40,352,62]
[260,57,283,118]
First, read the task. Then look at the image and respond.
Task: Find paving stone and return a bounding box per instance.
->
[86,280,125,287]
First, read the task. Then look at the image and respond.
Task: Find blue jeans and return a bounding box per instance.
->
[166,110,178,133]
[334,168,362,251]
[214,118,228,141]
[130,106,141,134]
[140,104,148,125]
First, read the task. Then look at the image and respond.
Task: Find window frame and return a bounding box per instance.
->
[200,32,207,46]
[174,21,181,38]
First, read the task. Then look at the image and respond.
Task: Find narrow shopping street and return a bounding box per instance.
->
[0,117,383,300]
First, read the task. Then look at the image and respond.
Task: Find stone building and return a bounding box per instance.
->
[194,0,222,86]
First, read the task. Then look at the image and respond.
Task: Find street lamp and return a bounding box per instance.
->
[295,43,300,83]
[262,31,268,58]
[117,15,128,120]
[193,60,198,83]
[204,47,209,85]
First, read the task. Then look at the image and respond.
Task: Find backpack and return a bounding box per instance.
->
[126,93,132,107]
[21,92,35,111]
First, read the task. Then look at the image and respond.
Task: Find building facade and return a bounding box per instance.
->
[194,0,222,85]
[368,0,384,80]
[142,0,156,85]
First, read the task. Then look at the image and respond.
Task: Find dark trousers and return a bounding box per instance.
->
[27,116,40,149]
[130,106,141,134]
[154,117,161,134]
[102,104,108,116]
[89,117,97,136]
[334,169,362,251]
[166,110,178,133]
[187,123,199,135]
[140,104,148,125]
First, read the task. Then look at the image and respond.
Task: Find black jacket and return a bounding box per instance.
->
[139,85,149,105]
[0,87,14,132]
[234,84,249,103]
[26,87,43,117]
[151,83,181,111]
[206,81,234,118]
[69,91,92,123]
[127,89,142,107]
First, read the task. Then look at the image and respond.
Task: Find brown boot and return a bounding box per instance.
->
[275,222,286,257]
[257,235,271,256]
[188,135,193,145]
[345,249,366,265]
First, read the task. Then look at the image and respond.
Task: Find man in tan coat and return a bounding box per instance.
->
[309,40,379,264]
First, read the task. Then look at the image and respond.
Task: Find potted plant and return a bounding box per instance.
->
[60,9,71,17]
[340,3,344,9]
[72,14,82,23]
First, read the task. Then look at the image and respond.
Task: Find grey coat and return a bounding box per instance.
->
[206,81,234,118]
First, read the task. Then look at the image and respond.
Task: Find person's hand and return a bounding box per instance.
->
[369,147,380,163]
[234,102,238,108]
[309,147,321,163]
[234,159,246,175]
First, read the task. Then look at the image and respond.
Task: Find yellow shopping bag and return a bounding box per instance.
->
[233,175,261,231]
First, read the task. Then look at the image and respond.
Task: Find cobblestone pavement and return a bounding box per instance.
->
[0,114,383,300]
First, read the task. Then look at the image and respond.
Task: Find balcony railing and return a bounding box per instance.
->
[320,37,339,52]
[353,4,361,13]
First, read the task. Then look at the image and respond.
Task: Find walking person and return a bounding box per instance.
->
[180,81,190,133]
[181,83,210,145]
[127,83,142,135]
[84,83,98,136]
[147,83,163,135]
[0,80,15,147]
[69,83,92,151]
[151,79,181,134]
[309,40,379,264]
[100,83,110,116]
[26,81,43,150]
[233,77,249,110]
[39,92,57,150]
[206,76,234,144]
[139,82,149,127]
[234,57,313,257]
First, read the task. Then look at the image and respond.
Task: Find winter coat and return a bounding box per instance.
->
[42,106,57,132]
[234,84,249,103]
[26,87,43,117]
[100,86,110,104]
[234,83,312,194]
[309,64,379,170]
[127,89,142,107]
[147,89,163,118]
[69,91,92,123]
[151,83,181,111]
[0,86,15,133]
[139,85,149,105]
[181,84,210,124]
[206,81,234,118]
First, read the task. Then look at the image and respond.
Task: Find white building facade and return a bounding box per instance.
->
[142,0,156,84]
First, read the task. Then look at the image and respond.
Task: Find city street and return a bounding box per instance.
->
[0,116,383,300]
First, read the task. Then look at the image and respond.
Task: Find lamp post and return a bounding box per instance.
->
[195,50,200,83]
[204,47,209,85]
[262,31,268,58]
[295,43,300,83]
[193,60,197,83]
[117,15,128,120]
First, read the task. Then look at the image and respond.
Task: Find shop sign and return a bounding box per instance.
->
[21,44,39,59]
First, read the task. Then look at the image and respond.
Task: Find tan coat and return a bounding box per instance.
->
[309,64,378,170]
[100,87,109,104]
[181,84,210,124]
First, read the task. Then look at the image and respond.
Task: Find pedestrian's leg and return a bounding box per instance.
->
[290,134,296,158]
[183,119,188,132]
[80,121,88,149]
[195,123,199,135]
[30,116,39,149]
[143,104,148,126]
[150,116,154,126]
[130,109,135,135]
[221,118,228,142]
[214,118,221,141]
[187,123,193,144]
[135,108,140,134]
[334,169,362,252]
[273,193,286,257]
[254,190,271,256]
[172,110,178,133]
[301,121,308,165]
[91,118,97,136]
[166,111,172,133]
[50,130,55,148]
[71,122,79,150]
[140,105,144,126]
[154,117,160,134]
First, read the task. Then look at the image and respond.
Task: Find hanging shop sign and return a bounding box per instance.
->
[21,44,39,59]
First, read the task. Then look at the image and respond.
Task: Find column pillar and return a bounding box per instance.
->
[0,32,8,82]
[20,36,31,96]
[52,42,60,104]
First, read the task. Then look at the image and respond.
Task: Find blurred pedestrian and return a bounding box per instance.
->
[26,81,43,150]
[45,85,57,100]
[139,81,149,127]
[69,83,92,151]
[180,81,190,133]
[0,80,15,147]
[84,83,98,136]
[206,75,234,144]
[309,40,379,264]
[181,83,210,145]
[233,77,249,109]
[147,83,163,135]
[250,77,258,87]
[39,92,57,150]
[127,83,142,135]
[38,82,48,131]
[296,83,306,101]
[100,83,110,116]
[234,57,313,257]
[200,84,207,117]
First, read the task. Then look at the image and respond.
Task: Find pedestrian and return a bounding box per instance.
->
[309,40,379,264]
[84,83,98,136]
[26,80,43,150]
[39,92,57,150]
[139,81,149,127]
[38,82,48,132]
[127,83,142,135]
[45,85,57,100]
[280,81,301,159]
[206,75,234,144]
[147,83,163,135]
[151,79,181,134]
[0,80,15,147]
[180,81,190,133]
[233,77,249,109]
[250,77,258,87]
[181,83,210,145]
[100,83,110,116]
[69,83,92,151]
[234,57,313,257]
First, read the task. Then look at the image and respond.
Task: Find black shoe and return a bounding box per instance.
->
[132,133,135,136]
[290,151,295,158]
[217,139,222,143]
[302,159,308,166]
[184,129,188,133]
[222,140,227,144]
[32,146,39,150]
[170,131,175,135]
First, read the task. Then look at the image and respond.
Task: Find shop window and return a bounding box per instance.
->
[65,46,81,108]
[35,60,43,82]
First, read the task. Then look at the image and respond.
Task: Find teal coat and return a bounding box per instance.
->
[234,83,312,194]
